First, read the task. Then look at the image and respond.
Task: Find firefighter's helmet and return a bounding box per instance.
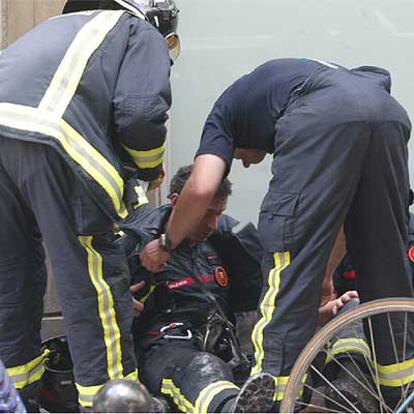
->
[38,336,78,413]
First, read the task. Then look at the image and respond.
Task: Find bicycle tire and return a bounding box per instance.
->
[280,297,414,413]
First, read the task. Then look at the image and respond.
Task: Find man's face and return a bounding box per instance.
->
[171,194,228,243]
[234,148,267,168]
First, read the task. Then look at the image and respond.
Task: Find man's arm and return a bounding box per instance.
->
[320,226,346,306]
[140,154,226,272]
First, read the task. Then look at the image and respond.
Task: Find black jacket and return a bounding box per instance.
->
[118,205,264,334]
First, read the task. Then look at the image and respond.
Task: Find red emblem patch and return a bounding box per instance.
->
[408,246,414,263]
[214,266,229,287]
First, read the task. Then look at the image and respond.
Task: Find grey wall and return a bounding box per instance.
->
[169,0,414,225]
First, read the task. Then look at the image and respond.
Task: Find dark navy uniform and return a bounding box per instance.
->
[196,58,414,402]
[118,206,263,413]
[0,10,171,408]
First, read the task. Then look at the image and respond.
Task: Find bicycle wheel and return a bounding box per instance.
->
[280,298,414,413]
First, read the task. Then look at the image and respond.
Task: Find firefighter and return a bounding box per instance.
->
[140,59,414,408]
[0,0,179,410]
[119,165,276,413]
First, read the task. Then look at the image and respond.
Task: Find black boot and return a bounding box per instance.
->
[324,358,379,412]
[228,373,275,413]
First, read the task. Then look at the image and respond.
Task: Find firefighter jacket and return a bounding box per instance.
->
[118,205,264,339]
[0,10,171,221]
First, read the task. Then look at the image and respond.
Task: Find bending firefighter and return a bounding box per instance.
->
[140,59,414,409]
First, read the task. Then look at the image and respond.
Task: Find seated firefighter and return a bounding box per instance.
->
[118,165,372,413]
[117,165,276,413]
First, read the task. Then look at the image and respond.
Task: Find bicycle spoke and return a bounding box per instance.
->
[325,351,382,403]
[295,399,344,413]
[367,315,389,413]
[387,312,404,407]
[302,380,355,413]
[309,363,361,413]
[280,299,414,414]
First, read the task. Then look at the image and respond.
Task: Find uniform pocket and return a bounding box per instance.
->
[258,191,300,252]
[72,181,112,235]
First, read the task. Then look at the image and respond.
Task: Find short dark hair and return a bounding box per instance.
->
[169,164,232,199]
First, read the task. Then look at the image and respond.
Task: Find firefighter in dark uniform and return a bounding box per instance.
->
[0,0,179,409]
[140,59,414,408]
[118,165,276,413]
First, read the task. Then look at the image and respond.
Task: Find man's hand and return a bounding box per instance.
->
[318,290,359,325]
[140,239,170,272]
[331,290,359,316]
[130,281,146,318]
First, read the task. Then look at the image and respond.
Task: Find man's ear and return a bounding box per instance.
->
[169,193,179,207]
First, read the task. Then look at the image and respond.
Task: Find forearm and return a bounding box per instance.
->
[321,226,346,304]
[166,154,226,247]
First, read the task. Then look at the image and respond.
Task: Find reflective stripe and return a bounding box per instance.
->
[273,375,289,401]
[0,103,127,218]
[326,338,371,364]
[133,185,149,208]
[161,379,194,413]
[194,381,239,414]
[122,143,165,169]
[273,374,306,401]
[251,252,291,375]
[375,357,414,387]
[140,284,155,305]
[39,11,125,117]
[76,369,138,407]
[79,236,123,382]
[7,353,46,389]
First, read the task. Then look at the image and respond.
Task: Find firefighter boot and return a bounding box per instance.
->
[324,357,379,412]
[220,373,275,413]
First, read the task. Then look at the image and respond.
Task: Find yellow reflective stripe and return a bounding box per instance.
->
[326,338,371,364]
[194,381,239,414]
[76,370,138,407]
[39,10,125,117]
[7,353,46,389]
[161,379,194,413]
[76,370,139,407]
[375,357,414,387]
[59,119,127,218]
[122,143,165,169]
[0,103,127,218]
[251,251,290,375]
[273,375,289,401]
[140,284,155,305]
[273,374,306,401]
[79,236,123,382]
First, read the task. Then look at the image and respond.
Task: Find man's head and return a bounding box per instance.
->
[168,165,232,242]
[234,148,267,168]
[62,0,180,61]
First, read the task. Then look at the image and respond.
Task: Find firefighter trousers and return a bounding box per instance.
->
[250,65,414,402]
[139,340,239,413]
[0,138,137,408]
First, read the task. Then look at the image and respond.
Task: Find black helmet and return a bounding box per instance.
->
[38,336,79,413]
[62,0,180,61]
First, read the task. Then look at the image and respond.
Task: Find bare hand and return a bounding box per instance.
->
[130,281,146,318]
[332,290,359,316]
[140,239,170,273]
[318,290,359,325]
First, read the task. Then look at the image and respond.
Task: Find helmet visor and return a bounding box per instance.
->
[166,32,180,61]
